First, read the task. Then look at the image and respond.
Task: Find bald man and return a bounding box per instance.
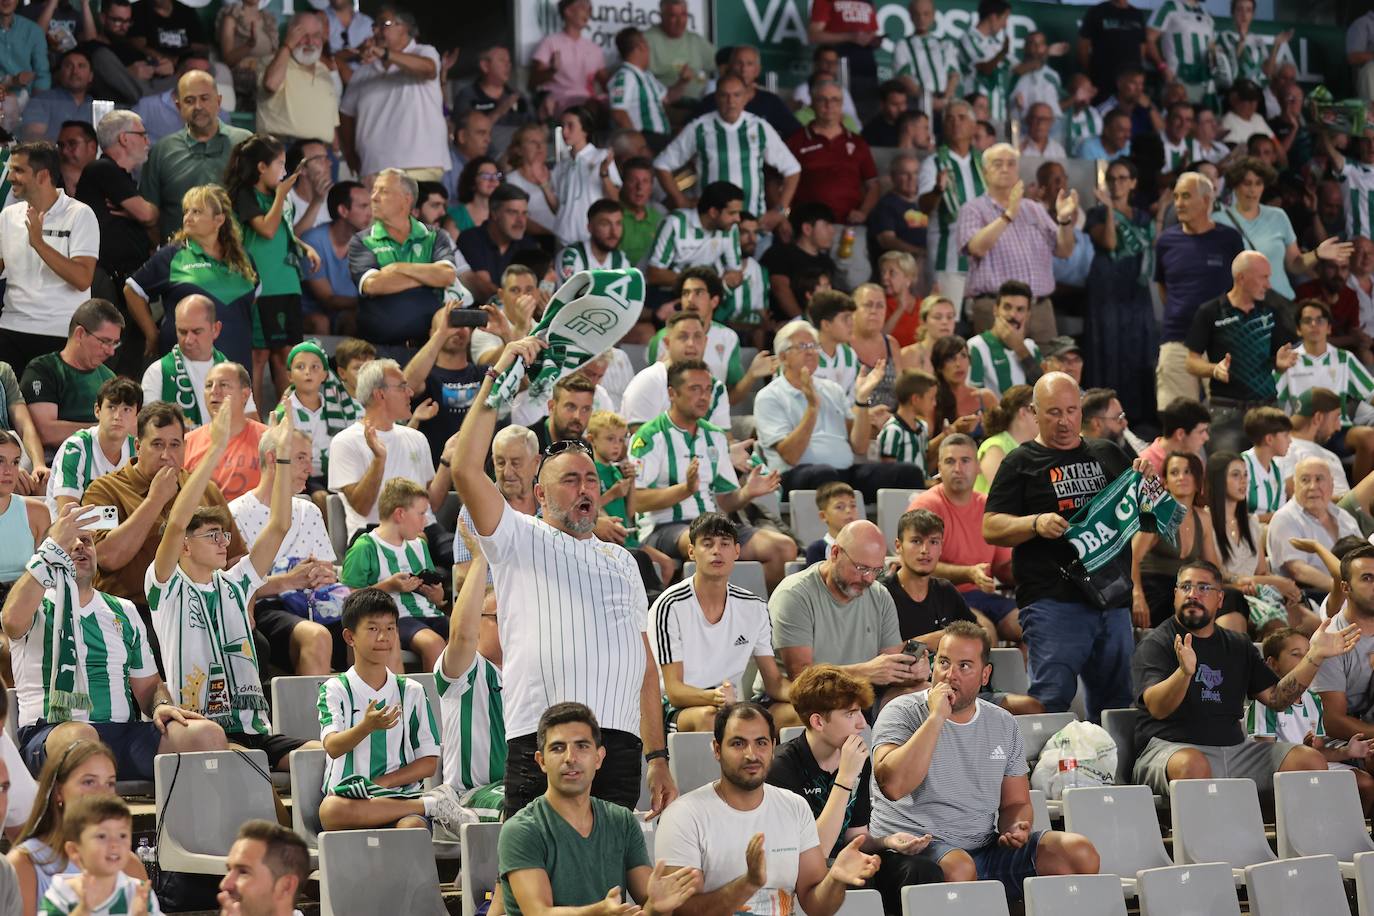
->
[140,68,252,238]
[141,294,255,429]
[770,519,922,705]
[984,372,1156,717]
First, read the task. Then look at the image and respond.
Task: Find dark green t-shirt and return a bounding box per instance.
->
[498,796,650,916]
[234,186,302,296]
[18,353,113,425]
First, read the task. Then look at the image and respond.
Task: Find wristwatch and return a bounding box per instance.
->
[644,748,669,764]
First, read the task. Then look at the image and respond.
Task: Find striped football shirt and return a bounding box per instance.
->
[815,343,859,399]
[653,110,801,217]
[892,31,958,117]
[1341,161,1374,240]
[48,427,134,503]
[1275,344,1374,425]
[630,412,739,540]
[1241,447,1284,516]
[647,208,741,274]
[1148,0,1216,88]
[318,668,441,794]
[435,653,506,793]
[608,61,671,134]
[341,532,443,619]
[877,414,929,472]
[558,241,631,281]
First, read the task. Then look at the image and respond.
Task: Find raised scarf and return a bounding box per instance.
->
[1064,470,1186,573]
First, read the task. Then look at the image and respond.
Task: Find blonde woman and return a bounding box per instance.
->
[900,294,958,374]
[125,185,260,369]
[879,250,923,346]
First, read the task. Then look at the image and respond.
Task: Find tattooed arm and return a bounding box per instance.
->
[1256,617,1361,711]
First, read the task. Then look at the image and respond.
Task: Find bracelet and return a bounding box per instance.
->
[1031,514,1040,536]
[644,748,669,763]
[833,782,854,793]
[1058,218,1073,226]
[485,366,501,382]
[151,698,172,713]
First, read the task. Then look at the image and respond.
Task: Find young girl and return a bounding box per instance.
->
[586,411,674,588]
[271,340,361,512]
[42,795,158,915]
[224,135,321,417]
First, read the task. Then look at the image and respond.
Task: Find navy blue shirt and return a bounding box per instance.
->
[456,224,538,291]
[1154,223,1244,343]
[867,191,927,252]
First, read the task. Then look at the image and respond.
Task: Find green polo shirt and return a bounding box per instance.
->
[234,187,301,296]
[141,124,253,238]
[346,217,458,344]
[620,204,664,267]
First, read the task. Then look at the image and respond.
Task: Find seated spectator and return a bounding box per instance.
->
[1039,336,1084,384]
[55,121,98,195]
[877,369,935,474]
[1139,397,1211,475]
[454,46,532,127]
[130,0,208,60]
[525,372,595,453]
[21,50,94,141]
[792,48,859,127]
[317,587,471,832]
[498,702,699,916]
[868,153,927,270]
[1192,108,1230,162]
[269,340,358,503]
[558,198,630,280]
[760,203,837,321]
[771,520,920,704]
[457,183,537,303]
[300,180,369,335]
[645,180,744,292]
[139,295,247,431]
[217,820,312,916]
[1276,388,1352,498]
[1296,259,1364,360]
[1206,453,1305,623]
[445,111,493,193]
[618,157,664,269]
[412,180,449,232]
[966,281,1043,397]
[528,0,608,116]
[333,337,376,402]
[975,385,1035,493]
[654,702,881,916]
[1219,79,1273,146]
[756,322,922,498]
[587,410,647,554]
[1074,109,1132,161]
[147,406,311,772]
[1158,102,1201,175]
[1096,66,1161,138]
[896,111,934,153]
[649,513,794,732]
[803,481,859,568]
[20,298,119,454]
[1240,406,1291,521]
[43,795,160,915]
[871,621,1100,892]
[1267,456,1363,594]
[183,362,266,501]
[1061,75,1103,156]
[927,335,997,452]
[1313,541,1374,763]
[809,290,859,400]
[862,81,910,148]
[47,377,139,512]
[645,268,770,407]
[1080,387,1136,456]
[1131,559,1347,797]
[446,157,498,236]
[0,0,50,100]
[622,312,731,433]
[1019,103,1065,160]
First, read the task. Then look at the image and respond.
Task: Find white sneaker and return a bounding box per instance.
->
[426,783,478,834]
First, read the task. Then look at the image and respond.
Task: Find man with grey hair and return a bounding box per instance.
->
[1154,171,1244,409]
[452,423,539,592]
[644,0,715,102]
[1267,455,1363,594]
[258,11,339,146]
[869,151,926,260]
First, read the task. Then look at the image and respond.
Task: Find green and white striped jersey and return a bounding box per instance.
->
[716,258,769,325]
[877,414,929,472]
[917,146,983,274]
[892,31,958,116]
[1275,344,1374,425]
[318,667,441,794]
[815,342,859,399]
[435,652,506,793]
[558,241,631,281]
[652,111,801,217]
[1245,690,1324,743]
[1241,447,1284,515]
[1161,136,1202,174]
[1215,30,1270,88]
[47,427,134,503]
[13,584,155,729]
[279,391,330,477]
[955,26,1012,125]
[1340,161,1374,240]
[647,208,741,274]
[968,331,1040,396]
[1148,0,1216,87]
[341,532,443,619]
[608,61,671,135]
[1065,106,1104,156]
[629,412,739,541]
[41,871,162,916]
[646,320,744,388]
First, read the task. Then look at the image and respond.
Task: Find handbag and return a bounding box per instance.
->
[1059,555,1133,611]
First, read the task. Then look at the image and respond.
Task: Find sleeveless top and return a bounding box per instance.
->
[974,430,1020,494]
[1141,505,1204,578]
[0,494,34,583]
[861,336,899,410]
[17,838,77,902]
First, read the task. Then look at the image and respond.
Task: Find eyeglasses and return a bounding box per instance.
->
[476,171,503,181]
[786,342,820,353]
[838,546,884,578]
[377,18,400,28]
[90,333,121,350]
[122,130,148,139]
[1175,582,1222,596]
[187,529,232,544]
[380,381,413,392]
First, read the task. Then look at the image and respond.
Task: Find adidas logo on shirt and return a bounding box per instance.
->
[990,746,1007,761]
[733,634,748,646]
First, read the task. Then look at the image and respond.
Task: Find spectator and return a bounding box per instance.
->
[558,198,630,281]
[618,157,663,268]
[299,181,367,334]
[871,621,1100,890]
[1010,31,1065,126]
[328,358,446,540]
[52,120,96,196]
[350,168,467,346]
[139,295,243,431]
[19,298,119,453]
[0,0,51,96]
[809,290,859,398]
[46,376,138,512]
[81,0,160,107]
[265,340,350,505]
[1275,388,1354,499]
[1018,103,1064,161]
[892,0,958,119]
[502,123,557,238]
[130,51,225,144]
[1096,67,1163,141]
[333,337,376,402]
[623,314,732,433]
[917,100,979,309]
[515,369,593,454]
[696,45,802,138]
[20,48,92,141]
[451,424,538,591]
[1313,543,1374,758]
[1319,126,1374,243]
[876,370,933,475]
[878,251,922,347]
[966,281,1044,397]
[881,508,987,646]
[928,335,998,449]
[759,203,837,321]
[387,305,480,468]
[126,184,258,369]
[183,362,266,501]
[446,156,499,235]
[216,0,278,111]
[337,8,446,182]
[1276,300,1374,477]
[1267,456,1362,592]
[1073,108,1133,160]
[1077,0,1146,105]
[129,0,206,59]
[1039,335,1084,384]
[792,49,860,129]
[644,0,713,104]
[1206,453,1306,625]
[1145,0,1213,103]
[1139,397,1212,474]
[1157,101,1200,174]
[1081,387,1132,451]
[954,0,1014,126]
[897,110,934,153]
[645,180,743,292]
[139,69,251,239]
[1240,406,1291,520]
[550,108,618,246]
[650,512,794,731]
[218,820,312,916]
[975,384,1036,494]
[1155,172,1245,409]
[458,184,537,303]
[717,212,769,335]
[1297,258,1364,359]
[257,12,338,149]
[868,152,926,267]
[1061,74,1103,153]
[861,80,909,148]
[658,74,800,232]
[455,46,531,127]
[322,0,371,60]
[528,0,608,117]
[610,27,687,143]
[646,267,772,405]
[444,111,493,197]
[803,480,859,567]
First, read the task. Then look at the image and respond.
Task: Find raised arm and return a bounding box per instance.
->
[873,683,951,799]
[248,410,297,578]
[152,403,232,582]
[1255,617,1361,711]
[441,520,487,679]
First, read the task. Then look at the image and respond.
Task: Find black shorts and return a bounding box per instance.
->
[232,731,308,769]
[503,728,642,818]
[305,474,329,496]
[397,616,449,649]
[255,603,310,672]
[253,293,304,350]
[19,719,163,781]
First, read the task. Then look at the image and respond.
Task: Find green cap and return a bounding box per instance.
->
[287,339,329,370]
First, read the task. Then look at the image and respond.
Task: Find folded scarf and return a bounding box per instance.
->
[159,346,227,426]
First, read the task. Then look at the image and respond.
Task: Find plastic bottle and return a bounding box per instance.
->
[136,837,158,887]
[1058,757,1079,792]
[838,226,856,259]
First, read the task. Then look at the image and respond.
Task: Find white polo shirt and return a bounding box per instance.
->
[337,39,448,176]
[0,191,99,336]
[326,420,436,537]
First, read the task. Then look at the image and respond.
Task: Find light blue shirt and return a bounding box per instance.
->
[20,89,92,141]
[1215,203,1298,300]
[754,374,855,472]
[0,15,48,91]
[301,223,359,312]
[1053,227,1094,287]
[1073,136,1132,161]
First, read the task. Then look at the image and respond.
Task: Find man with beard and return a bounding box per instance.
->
[654,702,880,916]
[1313,545,1374,759]
[558,199,630,280]
[455,337,679,819]
[257,12,337,148]
[1130,558,1353,796]
[967,280,1043,398]
[871,621,1100,893]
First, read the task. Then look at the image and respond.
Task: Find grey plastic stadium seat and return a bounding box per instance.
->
[1244,854,1349,916]
[1355,851,1374,916]
[155,750,278,874]
[461,822,502,916]
[1169,778,1276,881]
[876,488,920,542]
[784,560,805,577]
[901,880,1010,916]
[1015,712,1077,765]
[1023,873,1127,916]
[1136,862,1241,916]
[837,889,883,916]
[271,675,332,741]
[789,490,866,547]
[989,648,1029,696]
[319,828,447,916]
[290,747,327,850]
[1062,785,1171,897]
[1275,768,1374,877]
[668,731,718,794]
[780,725,804,743]
[326,493,348,559]
[682,560,767,598]
[1098,708,1137,787]
[1028,789,1050,833]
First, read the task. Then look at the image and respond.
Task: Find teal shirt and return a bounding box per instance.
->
[0,16,49,91]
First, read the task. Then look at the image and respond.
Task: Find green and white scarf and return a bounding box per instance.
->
[1108,207,1156,288]
[1064,469,1186,573]
[25,538,91,722]
[159,346,228,426]
[1246,584,1288,632]
[935,145,984,272]
[271,340,362,435]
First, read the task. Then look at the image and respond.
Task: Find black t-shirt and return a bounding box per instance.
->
[457,225,538,287]
[759,243,837,314]
[984,437,1132,607]
[861,115,900,148]
[1078,3,1148,104]
[879,573,973,640]
[1183,296,1297,403]
[766,733,871,859]
[1132,615,1277,747]
[414,364,485,464]
[131,0,205,55]
[75,156,152,279]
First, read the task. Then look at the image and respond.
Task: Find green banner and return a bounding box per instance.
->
[714,0,1349,95]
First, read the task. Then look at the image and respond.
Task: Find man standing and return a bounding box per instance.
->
[257,12,339,149]
[456,184,536,303]
[967,281,1044,397]
[528,0,609,116]
[454,337,679,818]
[1147,0,1216,104]
[868,151,927,262]
[645,181,743,293]
[218,821,312,916]
[558,199,629,280]
[918,100,980,312]
[893,0,959,118]
[644,0,714,103]
[954,0,1015,126]
[609,27,688,143]
[454,47,532,127]
[20,298,120,451]
[301,180,369,334]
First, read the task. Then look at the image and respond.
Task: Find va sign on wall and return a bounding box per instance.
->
[515,0,712,70]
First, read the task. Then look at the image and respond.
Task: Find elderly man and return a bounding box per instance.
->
[644,0,714,102]
[956,143,1077,343]
[455,47,532,127]
[77,110,156,301]
[917,100,980,313]
[1268,456,1364,593]
[348,167,468,348]
[867,151,926,261]
[139,68,251,239]
[755,321,923,500]
[452,423,539,591]
[1155,171,1245,409]
[19,298,120,450]
[21,49,96,141]
[257,11,338,147]
[1020,103,1066,160]
[984,372,1151,717]
[183,362,267,501]
[457,184,538,302]
[338,8,446,181]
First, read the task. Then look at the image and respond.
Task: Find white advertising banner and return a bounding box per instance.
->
[514,0,712,70]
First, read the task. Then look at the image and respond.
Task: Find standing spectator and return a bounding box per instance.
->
[216,0,277,111]
[861,81,910,148]
[954,0,1014,128]
[322,0,371,60]
[1352,7,1374,104]
[130,51,222,144]
[337,9,446,181]
[528,0,608,117]
[695,45,801,139]
[54,120,97,196]
[0,0,51,96]
[1267,456,1361,592]
[1146,0,1215,104]
[21,49,93,141]
[807,0,880,112]
[1319,127,1374,242]
[139,69,251,239]
[1009,31,1065,126]
[618,157,663,268]
[918,100,979,311]
[1155,172,1245,409]
[301,181,368,335]
[457,184,536,303]
[1217,0,1287,92]
[1077,0,1147,106]
[551,107,619,247]
[400,302,485,468]
[892,0,958,119]
[1019,103,1065,161]
[644,0,713,104]
[1096,68,1161,140]
[760,203,836,321]
[183,362,266,501]
[21,300,120,457]
[454,47,531,128]
[129,0,206,59]
[257,12,339,149]
[140,295,248,430]
[444,111,492,196]
[868,152,926,266]
[609,27,686,145]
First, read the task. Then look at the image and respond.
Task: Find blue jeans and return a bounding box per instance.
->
[1019,598,1133,720]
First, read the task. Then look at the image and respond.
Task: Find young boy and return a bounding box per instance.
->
[341,478,448,673]
[272,340,361,507]
[146,405,309,771]
[878,370,937,473]
[803,481,859,567]
[318,587,472,833]
[1242,406,1292,521]
[48,378,141,511]
[332,337,376,404]
[809,290,859,400]
[43,795,158,915]
[587,410,638,547]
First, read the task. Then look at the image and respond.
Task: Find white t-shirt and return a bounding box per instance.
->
[1275,437,1349,498]
[477,501,648,738]
[620,361,731,431]
[326,420,435,537]
[140,356,257,430]
[655,783,820,916]
[649,576,772,691]
[0,191,99,336]
[228,491,336,566]
[552,143,620,247]
[288,186,330,232]
[337,40,448,176]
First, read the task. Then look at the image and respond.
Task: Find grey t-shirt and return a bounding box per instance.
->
[769,564,902,666]
[868,691,1028,848]
[1312,609,1374,721]
[0,362,21,431]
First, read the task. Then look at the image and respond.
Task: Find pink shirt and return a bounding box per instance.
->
[909,484,1011,593]
[532,30,606,112]
[1139,439,1167,477]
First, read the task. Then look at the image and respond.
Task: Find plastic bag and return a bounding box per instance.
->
[1030,720,1118,800]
